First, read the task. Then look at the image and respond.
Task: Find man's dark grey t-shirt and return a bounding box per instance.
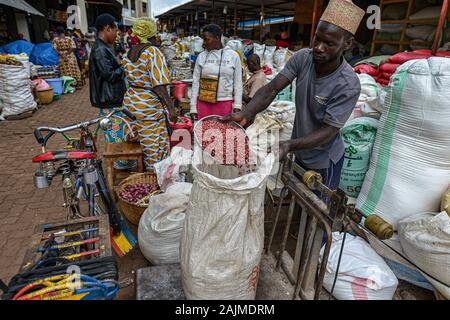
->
[279,48,361,169]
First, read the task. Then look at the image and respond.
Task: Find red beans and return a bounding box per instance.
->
[119,183,159,204]
[195,119,250,166]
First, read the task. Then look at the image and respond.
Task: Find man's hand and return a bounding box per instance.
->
[219,110,253,128]
[277,141,292,161]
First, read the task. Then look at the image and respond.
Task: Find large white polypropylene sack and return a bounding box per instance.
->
[356,58,450,230]
[339,117,379,198]
[253,43,266,65]
[406,25,436,41]
[138,182,192,265]
[321,232,398,300]
[181,146,275,300]
[398,211,450,298]
[265,100,295,142]
[161,45,177,62]
[191,36,204,54]
[264,46,276,69]
[226,39,243,55]
[0,60,37,120]
[409,6,441,20]
[273,48,288,71]
[357,74,382,119]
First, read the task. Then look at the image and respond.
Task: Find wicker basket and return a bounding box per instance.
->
[36,88,54,105]
[117,172,159,225]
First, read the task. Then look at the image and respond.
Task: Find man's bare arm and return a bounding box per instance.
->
[222,74,291,127]
[279,125,340,159]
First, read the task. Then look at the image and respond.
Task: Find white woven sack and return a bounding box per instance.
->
[406,25,436,41]
[356,58,450,229]
[409,6,441,20]
[398,211,450,299]
[0,62,37,119]
[264,46,276,69]
[321,232,398,300]
[138,182,192,265]
[253,43,266,66]
[273,48,288,71]
[181,146,274,300]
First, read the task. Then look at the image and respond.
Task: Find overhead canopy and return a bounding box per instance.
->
[0,0,44,16]
[156,0,297,22]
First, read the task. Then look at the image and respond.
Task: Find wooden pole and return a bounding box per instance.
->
[432,0,449,53]
[234,0,238,36]
[260,1,265,43]
[310,0,318,47]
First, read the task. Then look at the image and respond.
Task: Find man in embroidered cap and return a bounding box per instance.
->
[223,0,365,197]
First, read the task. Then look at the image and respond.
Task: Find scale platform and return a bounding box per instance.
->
[136,254,295,300]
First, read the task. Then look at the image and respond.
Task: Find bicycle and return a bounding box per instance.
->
[32,107,137,256]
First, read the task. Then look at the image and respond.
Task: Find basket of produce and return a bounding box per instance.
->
[117,172,161,225]
[36,88,54,105]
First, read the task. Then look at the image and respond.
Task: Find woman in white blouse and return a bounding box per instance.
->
[190,24,243,121]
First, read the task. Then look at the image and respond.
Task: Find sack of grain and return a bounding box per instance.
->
[398,211,450,298]
[356,57,450,229]
[339,117,379,198]
[181,145,274,299]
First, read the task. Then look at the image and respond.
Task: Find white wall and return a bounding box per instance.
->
[15,13,30,41]
[76,0,88,34]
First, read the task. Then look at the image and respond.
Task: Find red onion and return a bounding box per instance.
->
[119,183,159,204]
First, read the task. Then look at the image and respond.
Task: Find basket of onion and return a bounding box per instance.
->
[117,173,161,225]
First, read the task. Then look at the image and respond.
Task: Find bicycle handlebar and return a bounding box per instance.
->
[34,108,136,146]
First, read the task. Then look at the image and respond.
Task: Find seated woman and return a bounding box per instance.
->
[122,18,177,171]
[190,24,243,121]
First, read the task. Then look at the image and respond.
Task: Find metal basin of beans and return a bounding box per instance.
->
[195,119,251,166]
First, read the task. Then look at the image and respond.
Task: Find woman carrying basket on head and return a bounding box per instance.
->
[121,18,177,171]
[190,24,243,121]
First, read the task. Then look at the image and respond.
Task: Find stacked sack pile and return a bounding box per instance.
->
[374,0,450,55]
[355,57,450,298]
[355,49,450,86]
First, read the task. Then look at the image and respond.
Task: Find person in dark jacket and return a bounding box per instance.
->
[89,13,134,169]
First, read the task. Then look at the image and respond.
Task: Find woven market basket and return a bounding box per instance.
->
[36,88,54,105]
[117,172,159,225]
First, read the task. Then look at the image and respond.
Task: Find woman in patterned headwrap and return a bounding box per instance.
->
[122,18,177,170]
[52,26,82,88]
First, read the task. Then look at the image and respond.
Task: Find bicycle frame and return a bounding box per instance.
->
[32,108,135,235]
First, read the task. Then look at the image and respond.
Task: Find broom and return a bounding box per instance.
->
[96,161,137,256]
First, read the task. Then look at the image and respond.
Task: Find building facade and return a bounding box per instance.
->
[120,0,152,26]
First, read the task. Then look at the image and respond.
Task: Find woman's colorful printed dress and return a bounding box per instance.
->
[52,37,82,86]
[122,46,171,170]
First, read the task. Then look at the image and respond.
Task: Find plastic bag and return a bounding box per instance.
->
[321,232,398,300]
[29,43,58,66]
[138,182,192,265]
[153,146,193,191]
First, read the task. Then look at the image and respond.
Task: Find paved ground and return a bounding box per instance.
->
[0,86,437,300]
[0,85,148,299]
